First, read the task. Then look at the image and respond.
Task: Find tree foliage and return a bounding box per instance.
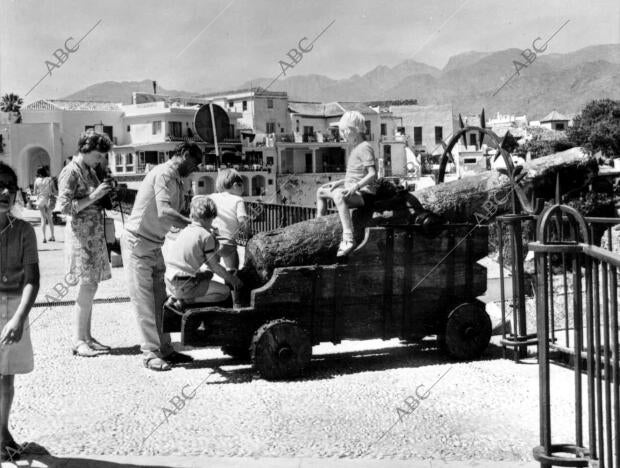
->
[567,99,620,157]
[513,136,575,160]
[0,93,24,123]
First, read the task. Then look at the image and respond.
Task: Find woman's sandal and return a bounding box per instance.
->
[87,337,111,351]
[144,356,171,372]
[72,342,99,357]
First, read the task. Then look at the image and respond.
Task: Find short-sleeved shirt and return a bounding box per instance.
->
[345,141,376,194]
[0,217,38,293]
[163,222,218,281]
[125,160,185,245]
[208,192,247,244]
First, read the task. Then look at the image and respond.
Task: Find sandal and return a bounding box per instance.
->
[72,342,99,357]
[1,440,23,462]
[144,356,171,372]
[87,337,111,351]
[337,238,356,257]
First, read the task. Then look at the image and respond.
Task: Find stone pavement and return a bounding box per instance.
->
[2,455,540,467]
[6,210,568,467]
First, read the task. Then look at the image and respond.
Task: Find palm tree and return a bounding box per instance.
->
[0,93,24,123]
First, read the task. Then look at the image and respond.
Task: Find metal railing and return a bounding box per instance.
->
[237,201,319,245]
[496,212,620,362]
[529,205,619,468]
[115,190,334,245]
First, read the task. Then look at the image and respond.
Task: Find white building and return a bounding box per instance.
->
[538,111,571,131]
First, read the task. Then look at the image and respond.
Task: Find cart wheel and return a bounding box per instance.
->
[444,302,491,360]
[221,345,251,362]
[251,319,311,380]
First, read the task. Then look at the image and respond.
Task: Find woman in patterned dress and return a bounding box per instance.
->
[56,130,113,357]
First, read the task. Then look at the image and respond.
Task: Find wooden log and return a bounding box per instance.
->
[413,147,597,222]
[241,148,597,286]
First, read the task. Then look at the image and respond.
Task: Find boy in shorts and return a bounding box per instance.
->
[316,111,377,256]
[163,196,242,307]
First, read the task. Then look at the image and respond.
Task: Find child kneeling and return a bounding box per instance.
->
[163,196,243,306]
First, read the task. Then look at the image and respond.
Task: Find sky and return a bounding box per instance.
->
[1,0,618,103]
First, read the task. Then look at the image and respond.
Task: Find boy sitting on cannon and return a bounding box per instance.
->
[316,111,377,256]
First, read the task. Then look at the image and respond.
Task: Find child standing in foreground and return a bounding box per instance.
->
[0,163,40,462]
[208,169,249,271]
[316,111,377,256]
[163,196,242,306]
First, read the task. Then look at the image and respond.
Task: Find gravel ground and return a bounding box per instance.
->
[10,212,581,462]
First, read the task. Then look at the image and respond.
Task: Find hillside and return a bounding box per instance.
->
[62,44,620,117]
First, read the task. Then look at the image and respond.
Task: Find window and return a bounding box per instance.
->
[152,121,162,135]
[242,100,247,111]
[170,121,183,138]
[555,123,565,131]
[267,99,273,109]
[413,127,423,145]
[228,101,234,108]
[381,123,387,136]
[305,153,313,173]
[0,134,3,153]
[383,145,392,176]
[435,126,443,144]
[365,120,371,137]
[84,125,94,132]
[125,153,134,172]
[103,126,113,140]
[114,154,123,173]
[469,133,477,147]
[126,125,131,132]
[266,122,276,134]
[396,126,405,135]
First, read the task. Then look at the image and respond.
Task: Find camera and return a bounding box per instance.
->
[98,176,119,210]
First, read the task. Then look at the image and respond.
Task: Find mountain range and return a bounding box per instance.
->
[62,44,620,119]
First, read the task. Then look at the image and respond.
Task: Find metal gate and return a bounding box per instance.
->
[529,204,619,467]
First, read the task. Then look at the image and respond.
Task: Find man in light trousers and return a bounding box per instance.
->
[121,142,201,371]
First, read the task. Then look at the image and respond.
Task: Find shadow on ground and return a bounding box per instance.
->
[3,443,171,467]
[5,455,173,467]
[176,339,506,384]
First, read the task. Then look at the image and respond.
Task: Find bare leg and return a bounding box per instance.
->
[46,208,55,240]
[74,282,98,344]
[316,187,329,217]
[222,250,239,271]
[333,190,354,236]
[0,375,15,445]
[39,208,47,240]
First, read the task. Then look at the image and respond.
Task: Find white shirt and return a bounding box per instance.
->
[208,192,247,244]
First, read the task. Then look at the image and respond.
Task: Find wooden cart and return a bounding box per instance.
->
[163,223,491,380]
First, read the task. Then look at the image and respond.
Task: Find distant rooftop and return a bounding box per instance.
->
[200,87,288,99]
[540,110,570,122]
[365,99,418,108]
[288,101,376,117]
[24,99,123,111]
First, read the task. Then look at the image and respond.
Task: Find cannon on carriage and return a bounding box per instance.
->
[163,220,491,380]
